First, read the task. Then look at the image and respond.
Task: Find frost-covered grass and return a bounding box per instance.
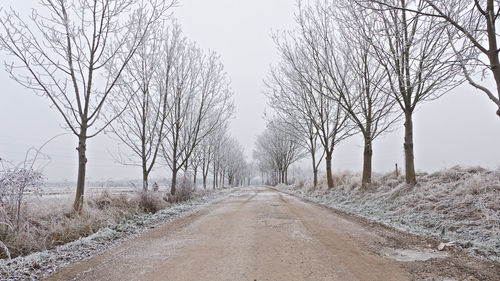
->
[276,166,500,262]
[0,190,154,260]
[0,187,233,280]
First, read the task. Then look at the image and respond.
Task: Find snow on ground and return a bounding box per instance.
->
[276,166,500,262]
[0,188,234,280]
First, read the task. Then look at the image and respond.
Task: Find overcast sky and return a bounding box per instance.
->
[0,0,499,183]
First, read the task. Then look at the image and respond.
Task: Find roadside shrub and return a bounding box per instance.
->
[138,191,166,214]
[168,177,195,203]
[0,160,44,259]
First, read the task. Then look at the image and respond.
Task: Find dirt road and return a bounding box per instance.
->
[47,186,499,281]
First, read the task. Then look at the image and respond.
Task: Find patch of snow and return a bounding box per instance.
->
[383,248,449,262]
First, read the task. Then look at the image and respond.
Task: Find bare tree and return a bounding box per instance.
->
[0,0,174,211]
[354,0,461,184]
[364,0,500,118]
[107,22,181,192]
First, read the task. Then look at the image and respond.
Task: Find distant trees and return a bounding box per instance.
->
[253,120,305,185]
[220,138,246,186]
[106,23,236,195]
[0,0,174,211]
[265,63,324,187]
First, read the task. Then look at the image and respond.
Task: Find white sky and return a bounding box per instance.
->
[0,0,499,182]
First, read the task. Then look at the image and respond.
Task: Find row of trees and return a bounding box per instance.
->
[253,120,305,185]
[0,0,249,212]
[107,21,236,195]
[257,0,498,188]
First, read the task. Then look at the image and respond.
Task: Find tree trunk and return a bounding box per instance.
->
[193,167,197,185]
[170,166,178,195]
[404,111,417,184]
[73,132,88,212]
[484,1,500,118]
[142,163,148,192]
[325,152,334,188]
[361,137,373,187]
[213,164,217,189]
[141,125,147,191]
[313,168,318,187]
[311,150,318,187]
[202,161,209,189]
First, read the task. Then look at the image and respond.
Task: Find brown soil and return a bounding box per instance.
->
[46,186,500,281]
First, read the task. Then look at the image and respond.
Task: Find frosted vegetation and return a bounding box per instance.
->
[277,166,500,262]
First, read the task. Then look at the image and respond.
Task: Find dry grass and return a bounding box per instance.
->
[138,191,167,213]
[0,189,169,259]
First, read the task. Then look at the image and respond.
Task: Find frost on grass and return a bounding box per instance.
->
[277,166,500,261]
[0,188,232,280]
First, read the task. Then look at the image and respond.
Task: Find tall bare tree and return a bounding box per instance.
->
[0,0,174,211]
[365,0,500,118]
